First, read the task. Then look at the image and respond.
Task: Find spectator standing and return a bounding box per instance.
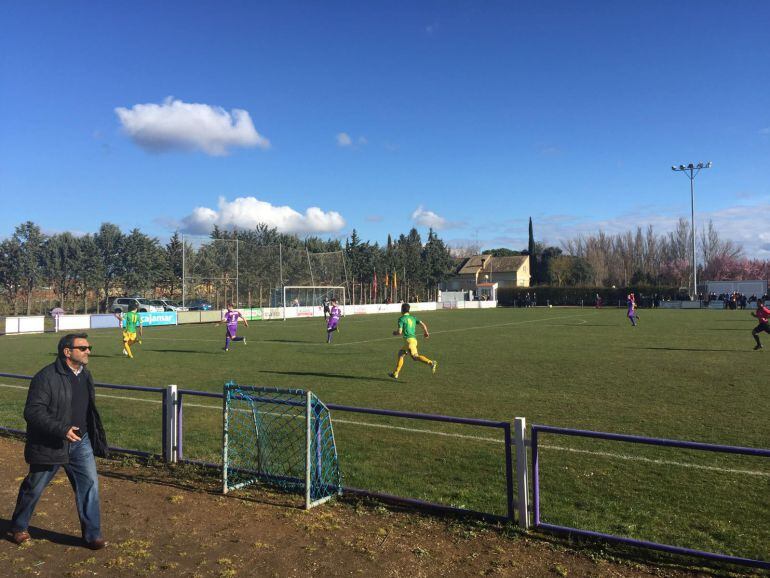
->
[8,333,109,549]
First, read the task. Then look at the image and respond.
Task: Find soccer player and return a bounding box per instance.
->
[221,303,248,351]
[322,296,331,320]
[326,299,341,343]
[750,298,770,350]
[116,304,142,358]
[389,303,437,379]
[627,293,638,327]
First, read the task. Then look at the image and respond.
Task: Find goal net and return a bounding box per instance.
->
[281,286,347,318]
[182,235,239,308]
[222,382,341,509]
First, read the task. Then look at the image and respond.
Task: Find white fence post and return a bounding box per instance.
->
[514,417,529,530]
[164,385,178,463]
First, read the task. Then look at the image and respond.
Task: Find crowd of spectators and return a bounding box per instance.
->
[705,292,763,309]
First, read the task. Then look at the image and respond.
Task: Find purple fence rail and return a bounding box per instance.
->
[3,371,769,568]
[531,424,770,570]
[0,372,168,460]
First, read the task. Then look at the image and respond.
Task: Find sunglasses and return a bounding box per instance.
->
[68,345,92,352]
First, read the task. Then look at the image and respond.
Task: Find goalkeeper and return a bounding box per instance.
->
[389,303,437,379]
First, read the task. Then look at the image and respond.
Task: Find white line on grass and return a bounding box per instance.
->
[2,381,767,478]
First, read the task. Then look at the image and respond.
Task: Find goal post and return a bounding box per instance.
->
[222,382,341,509]
[281,286,347,321]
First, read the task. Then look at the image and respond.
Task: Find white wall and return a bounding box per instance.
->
[2,300,498,335]
[4,316,45,334]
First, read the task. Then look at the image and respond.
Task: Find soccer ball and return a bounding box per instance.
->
[549,304,553,308]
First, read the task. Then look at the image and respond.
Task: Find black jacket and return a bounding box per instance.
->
[23,358,109,464]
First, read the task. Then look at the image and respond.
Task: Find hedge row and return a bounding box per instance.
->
[497,286,683,308]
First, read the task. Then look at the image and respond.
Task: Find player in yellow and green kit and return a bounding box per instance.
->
[116,303,143,359]
[389,303,437,379]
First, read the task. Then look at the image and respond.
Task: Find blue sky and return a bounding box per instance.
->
[2,1,769,256]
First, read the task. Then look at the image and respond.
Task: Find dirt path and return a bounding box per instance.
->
[0,435,730,577]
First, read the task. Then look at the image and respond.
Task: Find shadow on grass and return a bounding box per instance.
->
[260,369,392,382]
[2,518,84,547]
[150,349,220,355]
[262,338,321,344]
[640,346,752,353]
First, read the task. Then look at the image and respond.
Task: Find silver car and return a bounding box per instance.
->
[109,297,164,313]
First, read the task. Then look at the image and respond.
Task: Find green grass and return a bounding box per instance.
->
[1,307,768,561]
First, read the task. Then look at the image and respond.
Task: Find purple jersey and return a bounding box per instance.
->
[327,306,341,330]
[224,310,241,328]
[627,300,635,316]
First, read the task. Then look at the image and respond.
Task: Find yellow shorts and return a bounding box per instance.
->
[122,331,137,343]
[400,338,419,357]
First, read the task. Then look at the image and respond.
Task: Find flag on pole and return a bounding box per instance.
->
[393,270,397,299]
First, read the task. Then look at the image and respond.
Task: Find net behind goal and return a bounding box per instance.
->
[222,382,341,509]
[281,286,347,317]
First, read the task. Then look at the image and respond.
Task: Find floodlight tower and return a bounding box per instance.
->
[671,162,712,300]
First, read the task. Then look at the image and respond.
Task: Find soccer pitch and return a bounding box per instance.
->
[1,307,768,562]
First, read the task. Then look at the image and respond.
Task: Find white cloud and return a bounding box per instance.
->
[115,97,270,156]
[336,132,352,147]
[336,132,368,148]
[180,196,345,235]
[412,206,448,229]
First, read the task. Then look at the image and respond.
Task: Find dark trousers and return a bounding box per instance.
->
[11,433,102,542]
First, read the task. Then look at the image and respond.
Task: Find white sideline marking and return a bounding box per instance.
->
[2,381,767,478]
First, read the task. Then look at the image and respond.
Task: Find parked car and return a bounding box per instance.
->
[109,297,164,313]
[185,299,214,311]
[150,299,189,312]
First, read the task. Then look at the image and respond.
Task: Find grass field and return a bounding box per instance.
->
[1,306,768,563]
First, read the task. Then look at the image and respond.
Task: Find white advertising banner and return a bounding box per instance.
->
[56,314,92,332]
[5,316,45,334]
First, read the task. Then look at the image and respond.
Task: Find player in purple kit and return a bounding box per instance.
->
[220,303,249,351]
[627,293,638,327]
[326,299,342,343]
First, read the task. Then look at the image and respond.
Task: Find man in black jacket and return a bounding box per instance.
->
[7,333,109,549]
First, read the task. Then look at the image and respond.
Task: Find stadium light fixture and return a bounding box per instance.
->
[671,161,712,300]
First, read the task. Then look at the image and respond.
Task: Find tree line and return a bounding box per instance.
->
[0,221,455,315]
[481,218,767,290]
[2,217,766,315]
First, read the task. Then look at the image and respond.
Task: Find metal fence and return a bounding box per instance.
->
[531,424,770,570]
[1,372,768,569]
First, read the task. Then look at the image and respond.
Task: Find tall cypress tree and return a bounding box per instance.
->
[528,217,536,284]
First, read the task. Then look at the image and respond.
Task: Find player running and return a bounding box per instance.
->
[627,293,638,327]
[221,303,249,351]
[326,299,342,343]
[751,298,770,350]
[116,303,143,359]
[389,303,437,379]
